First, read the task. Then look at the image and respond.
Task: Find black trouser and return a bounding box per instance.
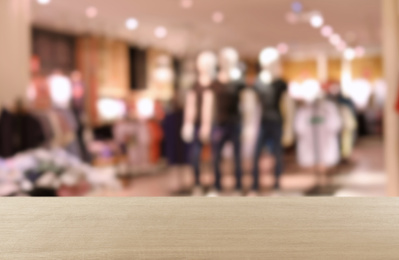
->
[212,123,242,191]
[252,120,283,190]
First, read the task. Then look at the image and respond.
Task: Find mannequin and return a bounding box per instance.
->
[252,47,288,192]
[211,47,245,192]
[182,51,216,191]
[47,71,81,158]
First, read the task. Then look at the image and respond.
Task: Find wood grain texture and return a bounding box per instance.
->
[0,199,398,259]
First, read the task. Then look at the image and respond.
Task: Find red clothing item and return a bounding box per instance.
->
[147,120,164,164]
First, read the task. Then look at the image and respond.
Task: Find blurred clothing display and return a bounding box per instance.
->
[295,99,342,168]
[0,148,120,196]
[162,107,188,165]
[252,78,288,189]
[113,119,150,168]
[328,92,358,160]
[147,119,164,164]
[0,108,45,158]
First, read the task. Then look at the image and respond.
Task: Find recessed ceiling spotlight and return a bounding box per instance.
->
[155,26,168,38]
[181,0,193,9]
[321,25,333,37]
[291,1,303,13]
[286,12,299,24]
[329,34,341,46]
[126,18,139,30]
[37,0,51,5]
[355,46,365,57]
[86,7,98,18]
[336,41,347,52]
[212,12,224,23]
[310,14,324,28]
[277,43,289,55]
[344,48,356,60]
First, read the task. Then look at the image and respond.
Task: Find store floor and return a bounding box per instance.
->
[89,137,386,197]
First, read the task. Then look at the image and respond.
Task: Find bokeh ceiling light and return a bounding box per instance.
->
[336,41,347,52]
[291,1,303,13]
[286,12,299,24]
[344,48,356,60]
[37,0,51,5]
[126,18,139,30]
[86,7,98,18]
[181,0,193,9]
[277,43,289,55]
[212,12,225,23]
[321,25,333,37]
[310,14,324,28]
[329,34,341,46]
[355,46,365,57]
[155,26,168,38]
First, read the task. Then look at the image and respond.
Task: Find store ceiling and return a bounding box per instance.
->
[32,0,381,59]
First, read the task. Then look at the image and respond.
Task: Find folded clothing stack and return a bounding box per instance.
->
[0,148,121,196]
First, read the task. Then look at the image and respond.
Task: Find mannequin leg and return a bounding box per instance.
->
[252,124,265,191]
[189,130,203,186]
[212,125,229,191]
[271,123,283,189]
[233,123,243,190]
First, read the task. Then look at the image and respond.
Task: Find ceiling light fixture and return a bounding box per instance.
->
[155,26,168,38]
[329,34,341,46]
[86,7,98,18]
[212,12,224,23]
[344,48,356,61]
[321,25,333,37]
[336,41,347,52]
[291,2,303,13]
[37,0,51,5]
[181,0,193,9]
[310,14,324,28]
[277,43,289,55]
[126,18,139,30]
[355,46,365,57]
[286,12,299,24]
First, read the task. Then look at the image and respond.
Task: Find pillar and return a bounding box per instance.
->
[382,0,399,196]
[0,0,31,107]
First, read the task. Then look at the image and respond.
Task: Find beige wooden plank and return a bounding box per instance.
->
[0,199,398,259]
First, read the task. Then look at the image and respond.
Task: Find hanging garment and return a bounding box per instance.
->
[0,109,45,158]
[295,99,342,168]
[113,120,150,167]
[162,108,188,165]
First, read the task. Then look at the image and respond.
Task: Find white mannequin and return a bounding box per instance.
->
[218,47,242,84]
[259,47,281,84]
[182,51,216,143]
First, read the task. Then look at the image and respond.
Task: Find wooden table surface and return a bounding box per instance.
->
[0,198,398,259]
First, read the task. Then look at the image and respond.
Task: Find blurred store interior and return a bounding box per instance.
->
[0,0,398,197]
